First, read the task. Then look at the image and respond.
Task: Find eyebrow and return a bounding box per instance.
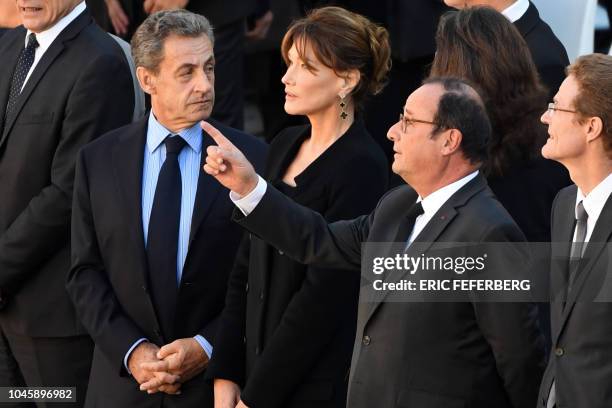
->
[288,51,315,66]
[302,56,316,65]
[176,57,215,71]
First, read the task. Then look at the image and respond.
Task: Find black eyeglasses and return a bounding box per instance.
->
[399,113,437,134]
[546,102,577,115]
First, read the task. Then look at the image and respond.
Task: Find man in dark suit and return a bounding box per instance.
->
[538,53,612,408]
[0,0,134,404]
[67,9,266,407]
[202,77,545,408]
[444,0,569,96]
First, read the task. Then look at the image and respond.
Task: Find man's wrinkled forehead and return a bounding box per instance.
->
[160,34,214,67]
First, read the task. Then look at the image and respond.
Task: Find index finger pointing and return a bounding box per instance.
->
[201,121,236,150]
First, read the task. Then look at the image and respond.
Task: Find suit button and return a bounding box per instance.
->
[243,336,247,344]
[245,283,249,293]
[555,347,564,356]
[255,347,261,355]
[278,249,284,255]
[154,328,162,338]
[141,285,148,293]
[260,291,264,300]
[362,335,371,346]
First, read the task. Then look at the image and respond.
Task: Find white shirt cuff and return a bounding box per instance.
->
[230,175,267,216]
[124,338,148,374]
[194,335,213,358]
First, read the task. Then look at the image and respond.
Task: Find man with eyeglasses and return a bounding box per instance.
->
[538,53,612,408]
[200,76,545,408]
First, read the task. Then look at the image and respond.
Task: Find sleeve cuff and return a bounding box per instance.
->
[230,175,267,216]
[194,335,213,359]
[124,338,148,374]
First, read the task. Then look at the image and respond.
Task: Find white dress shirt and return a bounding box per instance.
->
[573,172,612,244]
[501,0,529,23]
[21,1,86,92]
[407,171,479,244]
[232,175,269,215]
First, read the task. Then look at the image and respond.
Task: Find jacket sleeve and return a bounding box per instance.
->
[234,182,372,273]
[66,150,147,377]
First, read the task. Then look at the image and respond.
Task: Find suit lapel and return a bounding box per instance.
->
[554,193,612,344]
[0,11,91,148]
[549,189,575,342]
[513,1,538,37]
[363,174,486,323]
[111,117,149,287]
[187,129,223,248]
[0,28,25,138]
[363,209,458,323]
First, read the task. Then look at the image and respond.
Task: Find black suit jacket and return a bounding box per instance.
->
[514,2,569,96]
[234,173,545,408]
[0,10,134,336]
[67,117,267,407]
[207,121,388,407]
[538,185,612,408]
[488,158,570,243]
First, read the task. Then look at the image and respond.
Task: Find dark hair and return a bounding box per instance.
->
[131,10,214,73]
[281,6,391,110]
[424,76,491,165]
[430,7,548,176]
[567,54,612,157]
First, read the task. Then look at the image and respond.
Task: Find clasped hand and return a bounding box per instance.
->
[128,338,208,395]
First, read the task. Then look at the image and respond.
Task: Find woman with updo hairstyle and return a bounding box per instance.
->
[206,7,390,408]
[430,6,570,243]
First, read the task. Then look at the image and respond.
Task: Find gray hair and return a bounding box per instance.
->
[131,9,214,72]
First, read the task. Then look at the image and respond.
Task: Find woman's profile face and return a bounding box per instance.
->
[281,42,345,117]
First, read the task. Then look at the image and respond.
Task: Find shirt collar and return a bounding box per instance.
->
[146,110,202,154]
[575,172,612,222]
[26,1,86,50]
[418,171,479,216]
[501,0,529,23]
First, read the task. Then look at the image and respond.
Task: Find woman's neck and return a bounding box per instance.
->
[306,104,354,150]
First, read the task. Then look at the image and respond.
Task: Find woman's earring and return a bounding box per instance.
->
[339,95,348,120]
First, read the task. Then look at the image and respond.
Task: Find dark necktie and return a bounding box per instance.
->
[393,201,425,244]
[146,135,187,341]
[4,33,39,121]
[568,200,588,290]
